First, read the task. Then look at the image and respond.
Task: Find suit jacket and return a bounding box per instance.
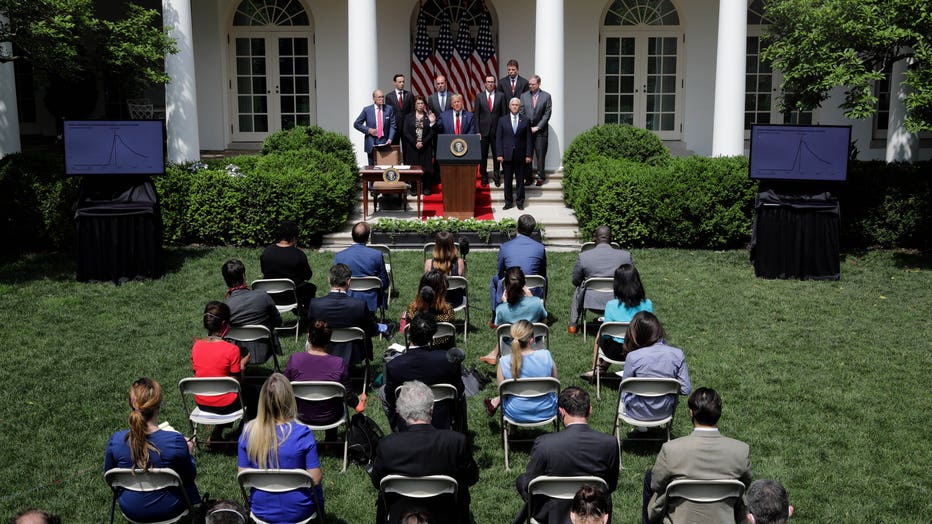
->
[520,89,553,137]
[571,243,633,311]
[473,89,506,137]
[353,103,396,154]
[495,112,533,160]
[648,429,753,524]
[427,90,452,118]
[306,291,377,364]
[384,345,465,432]
[370,423,479,524]
[333,243,390,312]
[497,234,547,279]
[437,109,477,136]
[499,74,530,98]
[385,89,414,141]
[225,288,282,364]
[515,424,620,524]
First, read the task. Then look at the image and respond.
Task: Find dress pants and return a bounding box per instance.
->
[531,132,548,182]
[502,151,528,206]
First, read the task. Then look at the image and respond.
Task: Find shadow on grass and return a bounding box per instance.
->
[892,249,932,270]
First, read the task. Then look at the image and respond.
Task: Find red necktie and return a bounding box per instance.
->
[398,92,403,107]
[488,93,493,111]
[376,106,382,137]
[455,113,461,134]
[511,79,516,94]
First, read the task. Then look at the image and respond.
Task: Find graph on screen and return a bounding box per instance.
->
[749,125,850,182]
[64,121,165,176]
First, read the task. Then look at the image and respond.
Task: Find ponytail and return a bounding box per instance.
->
[509,320,534,378]
[126,378,163,471]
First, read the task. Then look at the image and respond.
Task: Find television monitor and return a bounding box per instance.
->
[749,124,851,182]
[63,120,166,176]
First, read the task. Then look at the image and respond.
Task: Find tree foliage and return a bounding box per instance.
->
[763,0,932,132]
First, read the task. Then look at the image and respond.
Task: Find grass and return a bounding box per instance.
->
[0,247,929,523]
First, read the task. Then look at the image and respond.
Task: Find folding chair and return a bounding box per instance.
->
[403,321,457,347]
[662,479,747,522]
[579,277,614,341]
[251,278,301,343]
[105,468,193,524]
[445,276,469,341]
[579,241,622,253]
[348,275,385,321]
[331,326,371,391]
[526,476,609,524]
[178,377,244,448]
[499,377,561,470]
[525,274,548,305]
[613,377,682,466]
[291,381,350,472]
[370,244,395,307]
[225,324,279,373]
[592,322,629,400]
[422,242,461,262]
[497,323,551,359]
[237,469,324,524]
[379,474,458,521]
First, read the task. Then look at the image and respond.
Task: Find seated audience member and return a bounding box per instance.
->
[424,231,467,308]
[643,387,752,524]
[10,509,62,524]
[238,374,323,524]
[405,270,455,350]
[746,479,794,524]
[204,499,249,524]
[307,264,380,366]
[104,378,201,522]
[484,320,558,419]
[620,311,690,423]
[582,263,653,382]
[370,380,479,524]
[259,220,316,308]
[192,301,248,445]
[333,221,390,312]
[222,259,282,363]
[569,225,632,334]
[489,214,546,316]
[514,387,619,524]
[481,266,548,365]
[571,485,610,524]
[284,320,359,437]
[383,313,465,432]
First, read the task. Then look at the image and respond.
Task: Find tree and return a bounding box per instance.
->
[762,0,932,132]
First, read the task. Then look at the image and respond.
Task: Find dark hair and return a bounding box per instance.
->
[613,264,646,308]
[503,266,527,305]
[571,484,609,520]
[746,479,791,524]
[204,499,249,524]
[351,221,371,243]
[10,509,62,524]
[203,300,231,335]
[517,214,536,236]
[408,312,438,346]
[414,94,426,105]
[329,263,352,288]
[507,59,519,68]
[222,259,246,287]
[623,311,664,354]
[308,320,332,349]
[558,386,591,418]
[412,270,449,315]
[688,387,722,426]
[393,73,405,82]
[274,221,299,243]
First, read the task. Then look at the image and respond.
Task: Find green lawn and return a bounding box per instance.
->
[0,247,929,523]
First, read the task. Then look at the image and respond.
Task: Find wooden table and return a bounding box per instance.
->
[360,166,424,219]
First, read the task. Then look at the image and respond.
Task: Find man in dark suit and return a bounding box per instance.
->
[333,221,389,313]
[489,214,547,315]
[499,58,530,98]
[353,89,395,166]
[382,313,465,432]
[222,258,282,363]
[520,75,553,185]
[473,75,505,187]
[643,387,753,524]
[385,73,414,146]
[427,75,451,119]
[371,380,479,524]
[496,97,533,210]
[569,225,633,333]
[306,263,379,365]
[437,94,477,136]
[514,387,620,524]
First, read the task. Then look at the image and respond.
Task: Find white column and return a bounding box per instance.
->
[0,14,22,158]
[711,0,747,157]
[348,0,378,168]
[534,0,564,171]
[163,0,200,163]
[885,56,918,163]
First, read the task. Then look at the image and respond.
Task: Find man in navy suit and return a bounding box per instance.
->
[489,214,547,315]
[437,94,477,136]
[496,97,533,210]
[353,89,395,165]
[333,221,389,313]
[385,74,413,146]
[473,75,505,187]
[306,263,378,365]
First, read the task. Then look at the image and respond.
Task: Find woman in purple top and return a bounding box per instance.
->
[620,312,691,421]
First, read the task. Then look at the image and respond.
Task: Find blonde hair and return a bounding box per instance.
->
[127,378,163,471]
[431,231,459,275]
[509,320,535,379]
[243,374,296,469]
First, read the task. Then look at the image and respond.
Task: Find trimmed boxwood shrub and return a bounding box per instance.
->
[261,126,358,173]
[840,161,931,248]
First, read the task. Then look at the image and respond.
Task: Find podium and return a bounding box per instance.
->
[436,134,480,219]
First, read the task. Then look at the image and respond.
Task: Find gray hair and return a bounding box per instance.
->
[395,380,434,423]
[746,479,791,524]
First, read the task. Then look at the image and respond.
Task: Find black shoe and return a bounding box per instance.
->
[481,178,489,187]
[517,204,525,210]
[424,188,432,196]
[524,179,533,186]
[494,176,501,187]
[502,203,514,210]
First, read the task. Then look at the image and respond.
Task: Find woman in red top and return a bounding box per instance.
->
[191,301,250,445]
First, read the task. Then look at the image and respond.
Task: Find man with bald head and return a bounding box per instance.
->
[354,89,396,166]
[568,226,632,334]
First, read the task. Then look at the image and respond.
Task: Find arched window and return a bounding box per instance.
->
[233,0,309,26]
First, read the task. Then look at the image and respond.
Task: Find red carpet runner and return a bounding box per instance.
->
[420,168,494,219]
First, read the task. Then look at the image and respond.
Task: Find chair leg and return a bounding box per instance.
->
[595,361,601,400]
[503,424,510,470]
[341,432,349,473]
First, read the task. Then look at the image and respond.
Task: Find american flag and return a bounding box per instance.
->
[432,10,454,92]
[411,9,434,99]
[450,20,474,111]
[470,9,497,104]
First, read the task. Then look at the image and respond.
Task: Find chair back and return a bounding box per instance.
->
[581,277,614,297]
[226,325,273,343]
[348,276,382,293]
[403,322,456,346]
[423,242,461,261]
[379,474,458,499]
[291,381,346,403]
[665,478,746,502]
[394,383,458,403]
[330,326,366,344]
[445,275,468,292]
[527,475,609,500]
[498,323,551,358]
[619,377,681,398]
[374,146,402,165]
[524,274,547,302]
[178,376,241,399]
[238,468,316,493]
[106,468,192,524]
[579,241,622,253]
[499,377,561,401]
[595,321,629,342]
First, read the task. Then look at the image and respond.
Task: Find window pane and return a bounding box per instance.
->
[281,96,294,112]
[607,37,620,55]
[606,76,619,93]
[295,76,309,94]
[254,115,268,132]
[254,95,267,113]
[239,115,253,132]
[238,96,252,113]
[238,77,252,94]
[296,96,310,112]
[295,59,309,75]
[606,57,620,75]
[279,38,293,55]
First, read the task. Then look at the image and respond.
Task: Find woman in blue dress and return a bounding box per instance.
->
[484,320,558,419]
[238,373,324,523]
[481,267,548,365]
[104,378,200,523]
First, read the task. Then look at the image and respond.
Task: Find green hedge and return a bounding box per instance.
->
[260,126,358,173]
[841,161,931,248]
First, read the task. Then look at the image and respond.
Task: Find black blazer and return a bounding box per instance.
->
[385,89,414,142]
[473,89,506,137]
[306,291,377,364]
[384,346,464,431]
[495,113,534,160]
[499,74,529,98]
[402,113,435,150]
